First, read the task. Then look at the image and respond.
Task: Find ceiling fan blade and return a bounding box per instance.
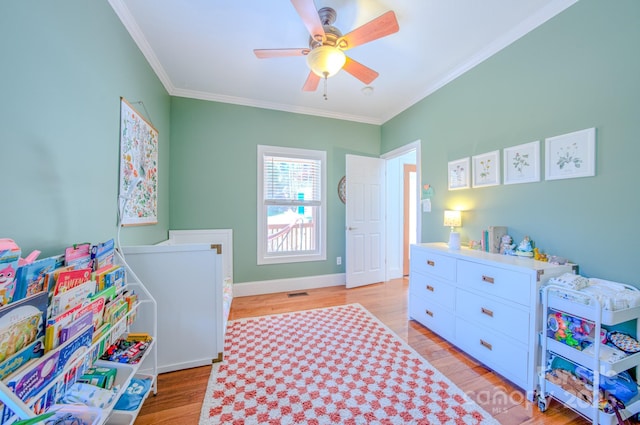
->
[302,72,321,91]
[291,0,325,42]
[339,11,399,50]
[254,48,309,59]
[342,56,379,84]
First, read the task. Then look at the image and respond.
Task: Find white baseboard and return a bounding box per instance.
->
[232,273,345,297]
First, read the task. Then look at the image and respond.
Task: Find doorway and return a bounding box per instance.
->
[382,140,421,281]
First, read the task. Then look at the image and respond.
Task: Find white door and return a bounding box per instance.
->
[345,154,386,288]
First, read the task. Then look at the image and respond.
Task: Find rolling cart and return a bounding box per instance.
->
[539,284,640,425]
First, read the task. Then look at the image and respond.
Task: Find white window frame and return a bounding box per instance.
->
[257,145,327,265]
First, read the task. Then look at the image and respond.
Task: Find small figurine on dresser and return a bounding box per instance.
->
[515,236,534,257]
[500,235,516,255]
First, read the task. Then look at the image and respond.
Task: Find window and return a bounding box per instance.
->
[257,145,326,265]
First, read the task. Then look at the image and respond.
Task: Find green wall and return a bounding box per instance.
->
[4,0,638,287]
[168,97,380,283]
[0,1,171,256]
[382,0,640,284]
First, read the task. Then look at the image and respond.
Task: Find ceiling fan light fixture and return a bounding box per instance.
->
[306,45,346,78]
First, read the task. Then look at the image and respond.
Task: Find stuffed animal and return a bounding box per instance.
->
[500,235,516,255]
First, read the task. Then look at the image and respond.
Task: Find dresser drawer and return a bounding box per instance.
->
[455,317,528,387]
[456,289,529,344]
[457,260,530,305]
[410,271,456,310]
[410,246,456,281]
[409,295,455,341]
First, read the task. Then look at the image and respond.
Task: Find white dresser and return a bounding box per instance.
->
[409,243,574,398]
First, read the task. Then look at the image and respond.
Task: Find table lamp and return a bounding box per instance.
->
[444,210,462,250]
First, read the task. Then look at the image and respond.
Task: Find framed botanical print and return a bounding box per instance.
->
[447,157,470,190]
[472,150,500,188]
[545,127,596,180]
[503,141,540,185]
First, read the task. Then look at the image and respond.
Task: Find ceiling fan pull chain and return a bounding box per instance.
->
[323,72,328,100]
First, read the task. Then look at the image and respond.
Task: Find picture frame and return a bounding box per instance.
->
[472,150,500,188]
[447,157,470,190]
[545,127,595,181]
[118,97,159,226]
[503,141,540,185]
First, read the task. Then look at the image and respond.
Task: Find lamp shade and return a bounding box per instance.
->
[306,46,346,78]
[443,210,462,228]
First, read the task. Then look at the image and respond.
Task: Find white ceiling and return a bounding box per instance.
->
[109,0,576,125]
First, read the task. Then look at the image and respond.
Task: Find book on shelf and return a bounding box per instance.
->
[94,265,123,292]
[0,292,48,380]
[0,238,21,306]
[90,238,115,271]
[53,268,93,296]
[59,312,94,346]
[50,280,96,318]
[14,257,57,302]
[44,303,82,352]
[3,324,94,412]
[103,266,125,291]
[75,296,106,333]
[487,226,508,254]
[64,243,92,269]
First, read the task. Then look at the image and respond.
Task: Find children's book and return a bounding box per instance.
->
[103,266,125,291]
[51,280,96,317]
[0,292,48,379]
[59,312,94,345]
[5,324,93,405]
[44,303,82,351]
[75,296,106,333]
[488,226,508,254]
[14,257,57,302]
[0,238,21,306]
[64,243,92,269]
[53,268,93,296]
[91,239,115,271]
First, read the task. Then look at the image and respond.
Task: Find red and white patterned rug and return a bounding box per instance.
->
[199,303,499,424]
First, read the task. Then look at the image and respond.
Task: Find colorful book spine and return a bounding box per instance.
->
[59,312,94,345]
[103,266,125,291]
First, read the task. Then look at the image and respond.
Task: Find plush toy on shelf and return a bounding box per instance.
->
[515,236,534,257]
[500,235,516,255]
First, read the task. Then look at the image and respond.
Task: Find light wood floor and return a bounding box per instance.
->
[136,278,633,424]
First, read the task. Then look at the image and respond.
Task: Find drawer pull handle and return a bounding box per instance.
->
[427,260,435,267]
[481,307,494,317]
[482,275,495,284]
[426,285,435,292]
[426,310,434,317]
[480,339,493,350]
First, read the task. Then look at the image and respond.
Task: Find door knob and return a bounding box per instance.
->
[347,226,358,230]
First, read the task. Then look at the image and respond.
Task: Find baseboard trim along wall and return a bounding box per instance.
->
[232,273,345,297]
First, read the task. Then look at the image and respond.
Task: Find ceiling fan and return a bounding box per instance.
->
[254,0,399,99]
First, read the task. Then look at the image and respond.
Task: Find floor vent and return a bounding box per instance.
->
[287,292,309,298]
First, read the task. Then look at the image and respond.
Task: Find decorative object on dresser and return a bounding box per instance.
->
[443,210,462,250]
[200,303,499,425]
[408,242,574,400]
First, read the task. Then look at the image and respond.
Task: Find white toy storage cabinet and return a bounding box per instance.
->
[0,250,158,425]
[539,285,640,425]
[408,243,573,399]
